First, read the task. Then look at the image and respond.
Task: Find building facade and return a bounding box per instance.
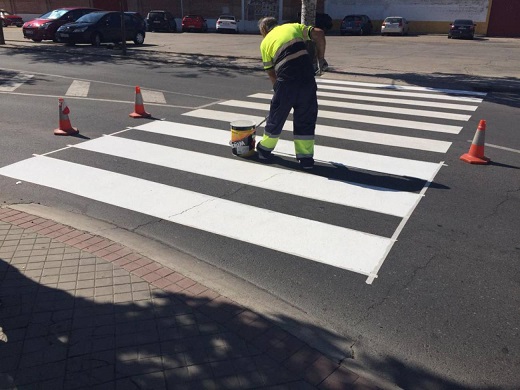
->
[1,0,518,36]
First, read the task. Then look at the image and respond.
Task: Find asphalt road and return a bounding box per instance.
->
[1,31,519,389]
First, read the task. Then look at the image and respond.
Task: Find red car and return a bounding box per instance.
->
[22,7,99,42]
[0,9,24,27]
[181,14,207,32]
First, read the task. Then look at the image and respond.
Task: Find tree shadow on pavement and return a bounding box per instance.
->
[0,254,488,390]
[4,46,259,79]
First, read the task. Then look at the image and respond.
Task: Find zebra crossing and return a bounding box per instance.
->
[0,77,486,284]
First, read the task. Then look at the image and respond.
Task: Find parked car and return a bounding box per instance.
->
[0,9,23,27]
[127,12,146,32]
[381,16,409,36]
[340,14,373,35]
[216,15,238,33]
[146,10,177,32]
[295,12,333,32]
[448,19,476,39]
[22,7,99,42]
[181,15,207,33]
[55,11,146,46]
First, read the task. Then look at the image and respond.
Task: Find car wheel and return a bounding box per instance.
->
[134,31,145,45]
[91,32,102,46]
[448,35,451,39]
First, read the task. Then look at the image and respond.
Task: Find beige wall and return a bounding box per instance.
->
[327,0,491,34]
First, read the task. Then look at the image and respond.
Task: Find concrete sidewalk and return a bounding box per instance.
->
[0,206,389,389]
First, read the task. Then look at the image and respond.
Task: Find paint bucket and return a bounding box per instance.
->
[229,119,256,157]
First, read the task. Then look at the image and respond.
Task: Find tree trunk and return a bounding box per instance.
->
[300,0,317,26]
[0,23,5,45]
[301,0,318,71]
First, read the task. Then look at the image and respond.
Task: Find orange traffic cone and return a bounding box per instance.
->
[129,86,151,118]
[460,119,490,164]
[54,98,79,136]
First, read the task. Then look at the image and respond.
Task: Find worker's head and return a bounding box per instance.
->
[258,17,278,37]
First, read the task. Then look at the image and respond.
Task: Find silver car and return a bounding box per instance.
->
[381,16,409,36]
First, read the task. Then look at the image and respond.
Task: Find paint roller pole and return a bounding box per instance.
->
[257,116,268,128]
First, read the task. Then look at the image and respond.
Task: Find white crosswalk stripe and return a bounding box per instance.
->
[0,78,487,283]
[249,93,472,120]
[217,100,464,133]
[0,73,33,92]
[66,80,90,97]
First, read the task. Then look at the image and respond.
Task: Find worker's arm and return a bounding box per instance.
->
[266,68,277,86]
[310,28,326,61]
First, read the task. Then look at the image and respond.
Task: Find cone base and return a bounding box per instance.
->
[129,112,152,118]
[460,153,490,164]
[54,127,79,136]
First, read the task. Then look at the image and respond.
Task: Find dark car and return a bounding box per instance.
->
[340,14,373,35]
[146,10,177,32]
[181,14,207,33]
[448,19,476,39]
[0,9,23,27]
[22,7,99,42]
[295,12,333,32]
[55,11,146,46]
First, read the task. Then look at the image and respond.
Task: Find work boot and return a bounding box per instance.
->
[299,157,314,170]
[257,146,273,161]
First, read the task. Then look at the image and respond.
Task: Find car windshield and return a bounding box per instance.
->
[148,12,164,18]
[454,19,473,25]
[76,12,105,23]
[386,18,402,23]
[219,16,234,20]
[39,9,69,20]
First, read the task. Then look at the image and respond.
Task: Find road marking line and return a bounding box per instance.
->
[0,73,33,92]
[65,80,90,97]
[0,156,393,277]
[0,91,194,109]
[468,141,520,154]
[251,92,478,111]
[247,94,471,121]
[365,161,445,284]
[73,135,421,217]
[134,120,441,180]
[218,100,463,134]
[316,84,483,103]
[184,108,452,153]
[141,89,166,104]
[317,79,487,96]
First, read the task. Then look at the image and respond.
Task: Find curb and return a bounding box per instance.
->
[0,206,394,389]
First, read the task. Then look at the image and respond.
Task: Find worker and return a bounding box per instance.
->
[256,16,327,170]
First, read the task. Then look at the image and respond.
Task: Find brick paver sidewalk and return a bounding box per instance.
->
[0,207,384,389]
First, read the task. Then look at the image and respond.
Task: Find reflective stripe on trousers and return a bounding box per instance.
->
[258,79,317,159]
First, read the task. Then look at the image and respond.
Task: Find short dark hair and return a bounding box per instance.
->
[258,16,278,37]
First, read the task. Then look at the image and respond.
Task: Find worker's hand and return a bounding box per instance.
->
[319,58,329,72]
[316,58,329,75]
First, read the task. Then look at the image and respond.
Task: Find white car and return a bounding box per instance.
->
[381,16,409,36]
[216,15,238,33]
